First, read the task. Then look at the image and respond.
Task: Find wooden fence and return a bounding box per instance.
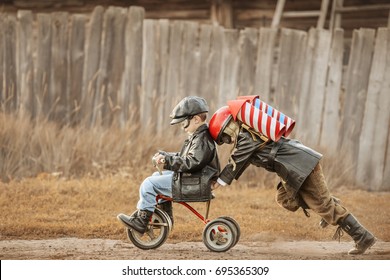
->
[0,6,389,190]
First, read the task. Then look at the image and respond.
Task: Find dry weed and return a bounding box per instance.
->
[0,175,389,243]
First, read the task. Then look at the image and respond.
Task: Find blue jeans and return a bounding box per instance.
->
[136,170,173,212]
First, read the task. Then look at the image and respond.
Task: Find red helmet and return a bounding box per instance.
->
[209,106,233,145]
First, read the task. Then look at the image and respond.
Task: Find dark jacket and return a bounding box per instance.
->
[162,124,220,202]
[219,128,322,197]
[163,123,220,176]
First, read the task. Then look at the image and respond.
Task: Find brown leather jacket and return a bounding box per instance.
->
[219,127,322,197]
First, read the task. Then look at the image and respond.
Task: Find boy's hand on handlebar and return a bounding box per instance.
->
[153,154,165,165]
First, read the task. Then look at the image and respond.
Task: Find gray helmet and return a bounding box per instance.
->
[170,96,209,125]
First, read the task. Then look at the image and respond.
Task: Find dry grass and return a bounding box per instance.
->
[0,175,389,243]
[0,113,389,243]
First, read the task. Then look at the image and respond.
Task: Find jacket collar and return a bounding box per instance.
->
[187,123,208,139]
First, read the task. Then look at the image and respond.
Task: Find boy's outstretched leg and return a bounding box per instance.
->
[117,210,154,234]
[338,214,376,254]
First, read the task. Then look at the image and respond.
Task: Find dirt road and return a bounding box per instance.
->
[1,238,389,260]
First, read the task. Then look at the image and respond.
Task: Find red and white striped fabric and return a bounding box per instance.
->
[230,100,286,142]
[237,95,295,137]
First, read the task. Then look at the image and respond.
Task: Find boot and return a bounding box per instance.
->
[338,214,376,255]
[117,210,153,234]
[158,201,174,226]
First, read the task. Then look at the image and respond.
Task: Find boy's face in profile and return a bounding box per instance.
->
[181,115,203,134]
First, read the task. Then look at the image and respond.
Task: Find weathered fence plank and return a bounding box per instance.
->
[319,28,344,153]
[198,24,213,101]
[82,6,104,127]
[17,10,35,118]
[156,20,170,131]
[237,27,258,96]
[0,15,4,107]
[120,6,144,126]
[254,27,277,102]
[68,14,87,125]
[34,13,52,117]
[357,27,390,190]
[141,19,159,129]
[198,24,223,110]
[384,123,390,190]
[2,14,18,112]
[50,12,69,122]
[97,6,127,126]
[338,28,375,178]
[180,21,200,98]
[304,28,332,147]
[166,21,184,112]
[276,28,306,131]
[218,29,239,103]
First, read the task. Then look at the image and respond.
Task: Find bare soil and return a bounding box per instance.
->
[1,238,389,260]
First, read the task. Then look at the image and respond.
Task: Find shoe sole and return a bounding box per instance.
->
[348,237,377,255]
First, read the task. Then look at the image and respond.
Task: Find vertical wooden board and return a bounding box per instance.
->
[82,6,104,126]
[338,28,375,173]
[254,27,277,102]
[140,19,157,129]
[120,6,144,126]
[373,28,390,189]
[218,29,239,105]
[238,27,258,96]
[357,28,390,190]
[17,10,35,118]
[288,29,308,120]
[156,19,170,131]
[34,13,52,117]
[3,14,18,112]
[166,21,184,110]
[276,28,307,133]
[307,29,332,146]
[320,28,344,153]
[0,14,5,107]
[98,6,127,126]
[68,14,87,125]
[50,12,69,122]
[180,21,200,98]
[297,28,315,139]
[384,119,390,190]
[207,25,223,109]
[198,24,212,100]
